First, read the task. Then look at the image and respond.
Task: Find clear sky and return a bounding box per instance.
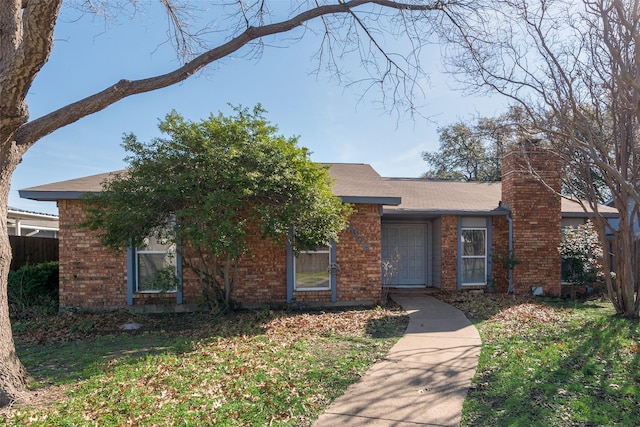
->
[12,3,506,215]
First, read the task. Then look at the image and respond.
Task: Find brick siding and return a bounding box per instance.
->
[501,147,563,295]
[58,200,128,309]
[57,200,382,310]
[491,215,510,293]
[440,215,458,291]
[334,204,382,302]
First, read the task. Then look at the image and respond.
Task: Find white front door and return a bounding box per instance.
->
[382,224,427,286]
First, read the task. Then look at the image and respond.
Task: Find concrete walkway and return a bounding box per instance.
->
[313,296,481,427]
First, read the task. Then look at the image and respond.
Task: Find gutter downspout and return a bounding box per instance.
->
[507,212,514,293]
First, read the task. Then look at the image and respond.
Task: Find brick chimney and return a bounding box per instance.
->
[501,143,562,295]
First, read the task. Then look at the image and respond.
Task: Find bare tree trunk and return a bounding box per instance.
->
[613,226,638,318]
[0,145,29,406]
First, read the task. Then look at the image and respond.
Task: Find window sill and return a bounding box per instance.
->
[294,288,331,292]
[134,290,177,294]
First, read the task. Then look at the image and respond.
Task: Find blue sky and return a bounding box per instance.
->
[13,3,506,215]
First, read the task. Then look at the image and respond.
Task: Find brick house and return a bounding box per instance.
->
[19,148,617,311]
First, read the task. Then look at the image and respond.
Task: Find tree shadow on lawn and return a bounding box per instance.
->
[365,313,410,338]
[13,310,273,388]
[465,307,640,426]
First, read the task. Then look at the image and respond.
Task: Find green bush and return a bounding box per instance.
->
[8,261,59,318]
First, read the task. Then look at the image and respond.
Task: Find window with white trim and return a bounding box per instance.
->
[135,236,177,292]
[461,228,487,286]
[294,246,331,291]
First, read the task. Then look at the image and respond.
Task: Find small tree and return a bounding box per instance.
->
[86,105,351,312]
[559,221,604,298]
[492,250,520,293]
[381,247,400,303]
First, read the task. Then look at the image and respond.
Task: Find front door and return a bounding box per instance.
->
[381,224,427,286]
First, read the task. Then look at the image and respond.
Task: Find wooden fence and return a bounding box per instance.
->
[9,235,59,271]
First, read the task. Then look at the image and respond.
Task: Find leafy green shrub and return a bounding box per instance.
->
[559,221,603,298]
[8,261,59,318]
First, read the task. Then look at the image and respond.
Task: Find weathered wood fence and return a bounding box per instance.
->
[9,235,59,271]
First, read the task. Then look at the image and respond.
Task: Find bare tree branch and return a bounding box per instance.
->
[15,0,451,146]
[444,0,640,316]
[0,0,61,139]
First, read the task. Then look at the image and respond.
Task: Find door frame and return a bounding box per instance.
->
[381,221,432,287]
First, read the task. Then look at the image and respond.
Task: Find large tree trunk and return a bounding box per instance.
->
[0,144,29,406]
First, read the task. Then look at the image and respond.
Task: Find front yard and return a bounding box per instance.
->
[2,307,408,426]
[439,293,640,426]
[2,293,639,426]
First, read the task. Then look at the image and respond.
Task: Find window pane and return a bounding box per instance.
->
[295,250,330,290]
[462,258,486,284]
[137,253,176,292]
[142,236,175,252]
[462,229,486,256]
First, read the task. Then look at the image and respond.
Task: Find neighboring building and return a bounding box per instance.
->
[7,207,59,238]
[19,148,617,311]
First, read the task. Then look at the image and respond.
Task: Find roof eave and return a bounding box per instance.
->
[383,208,508,216]
[562,211,619,219]
[22,190,403,207]
[19,190,99,201]
[340,196,401,205]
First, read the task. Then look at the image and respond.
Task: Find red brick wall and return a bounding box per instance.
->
[58,200,128,309]
[491,215,510,293]
[502,146,562,295]
[440,215,458,291]
[334,204,382,302]
[225,230,288,304]
[58,200,382,309]
[187,204,383,305]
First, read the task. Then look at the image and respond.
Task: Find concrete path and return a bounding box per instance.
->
[313,296,481,427]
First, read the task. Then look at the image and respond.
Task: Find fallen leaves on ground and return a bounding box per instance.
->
[263,308,398,337]
[433,291,569,339]
[433,291,538,320]
[489,303,564,324]
[12,305,407,346]
[4,306,408,425]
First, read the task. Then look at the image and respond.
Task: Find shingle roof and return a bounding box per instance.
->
[19,164,403,205]
[383,179,503,214]
[324,164,401,205]
[561,198,618,216]
[383,178,618,217]
[18,165,618,217]
[19,170,126,201]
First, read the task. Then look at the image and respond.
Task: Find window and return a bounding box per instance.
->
[461,228,486,285]
[294,246,331,291]
[135,236,177,292]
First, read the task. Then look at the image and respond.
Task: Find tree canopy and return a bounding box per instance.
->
[422,108,525,181]
[444,0,640,317]
[422,107,612,202]
[86,105,351,310]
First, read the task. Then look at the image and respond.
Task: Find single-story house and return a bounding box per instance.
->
[19,147,618,311]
